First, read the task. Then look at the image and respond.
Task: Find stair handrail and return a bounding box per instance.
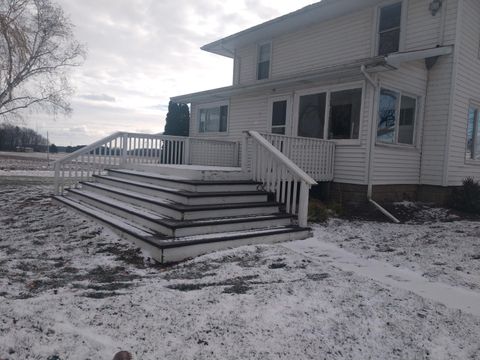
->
[54,132,241,195]
[245,131,317,227]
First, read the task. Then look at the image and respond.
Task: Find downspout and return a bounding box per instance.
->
[361,65,401,224]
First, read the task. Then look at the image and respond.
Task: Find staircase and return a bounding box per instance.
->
[53,164,312,264]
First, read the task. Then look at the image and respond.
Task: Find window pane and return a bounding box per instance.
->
[199,110,206,132]
[379,3,402,31]
[259,43,271,62]
[378,29,400,55]
[258,61,270,80]
[466,107,480,160]
[329,88,362,139]
[199,105,228,133]
[378,89,398,143]
[298,93,326,139]
[257,43,271,80]
[272,127,285,135]
[398,96,416,144]
[272,100,287,126]
[219,105,228,132]
[205,108,220,132]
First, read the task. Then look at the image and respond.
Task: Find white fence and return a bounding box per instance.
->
[54,132,239,194]
[260,133,335,182]
[245,131,318,227]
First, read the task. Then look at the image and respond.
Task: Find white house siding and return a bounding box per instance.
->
[404,0,443,51]
[447,0,480,185]
[372,61,428,185]
[271,8,373,79]
[236,45,256,85]
[420,55,455,185]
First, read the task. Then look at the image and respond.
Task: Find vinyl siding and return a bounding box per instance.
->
[447,0,480,185]
[234,0,453,85]
[372,61,428,184]
[271,8,373,79]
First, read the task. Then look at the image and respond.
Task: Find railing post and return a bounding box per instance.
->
[54,162,60,195]
[184,137,191,165]
[298,182,310,227]
[241,132,248,173]
[121,133,128,166]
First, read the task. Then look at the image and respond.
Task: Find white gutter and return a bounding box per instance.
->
[361,65,401,224]
[385,46,453,68]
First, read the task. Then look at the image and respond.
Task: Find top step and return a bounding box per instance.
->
[124,164,249,181]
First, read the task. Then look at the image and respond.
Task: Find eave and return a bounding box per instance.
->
[171,57,391,104]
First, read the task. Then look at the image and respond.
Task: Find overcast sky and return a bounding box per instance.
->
[24,0,314,146]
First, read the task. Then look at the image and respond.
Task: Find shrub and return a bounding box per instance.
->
[308,199,343,222]
[450,177,480,214]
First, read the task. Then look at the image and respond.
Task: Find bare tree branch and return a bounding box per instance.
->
[0,0,86,120]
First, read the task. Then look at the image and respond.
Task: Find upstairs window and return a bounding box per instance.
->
[466,106,480,160]
[257,43,271,80]
[377,88,417,145]
[198,104,228,133]
[378,2,402,56]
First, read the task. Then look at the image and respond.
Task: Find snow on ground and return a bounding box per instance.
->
[317,212,480,291]
[1,180,480,359]
[1,184,480,359]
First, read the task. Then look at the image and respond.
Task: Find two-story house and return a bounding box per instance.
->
[53,0,480,262]
[172,0,480,204]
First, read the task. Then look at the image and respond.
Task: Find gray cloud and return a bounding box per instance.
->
[79,94,116,102]
[25,0,313,146]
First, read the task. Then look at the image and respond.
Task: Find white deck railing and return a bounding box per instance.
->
[244,131,318,227]
[53,132,239,195]
[260,133,335,182]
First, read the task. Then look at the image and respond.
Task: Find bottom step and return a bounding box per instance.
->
[53,196,311,264]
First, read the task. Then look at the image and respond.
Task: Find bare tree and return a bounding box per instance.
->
[0,0,86,120]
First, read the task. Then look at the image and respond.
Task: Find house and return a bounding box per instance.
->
[53,0,480,262]
[172,0,480,205]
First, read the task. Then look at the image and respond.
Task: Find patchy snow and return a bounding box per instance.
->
[1,183,480,359]
[316,218,480,291]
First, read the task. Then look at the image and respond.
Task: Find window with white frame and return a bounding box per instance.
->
[377,2,402,56]
[198,104,228,133]
[377,88,417,145]
[271,100,287,134]
[466,105,480,160]
[297,87,362,140]
[257,43,271,80]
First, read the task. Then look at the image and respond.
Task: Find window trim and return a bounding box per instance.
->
[196,100,230,135]
[465,102,480,164]
[373,0,407,57]
[376,86,419,148]
[292,81,365,145]
[256,41,272,81]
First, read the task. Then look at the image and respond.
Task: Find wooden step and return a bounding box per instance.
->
[92,174,268,205]
[66,188,293,237]
[78,182,280,220]
[107,169,262,193]
[124,164,248,181]
[53,195,311,264]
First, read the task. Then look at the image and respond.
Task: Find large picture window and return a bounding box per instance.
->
[297,87,362,140]
[198,104,228,133]
[378,2,402,56]
[377,88,417,145]
[466,106,480,160]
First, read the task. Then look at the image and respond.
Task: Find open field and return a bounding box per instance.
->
[0,158,479,359]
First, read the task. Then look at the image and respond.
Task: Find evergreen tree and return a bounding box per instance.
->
[164,101,189,136]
